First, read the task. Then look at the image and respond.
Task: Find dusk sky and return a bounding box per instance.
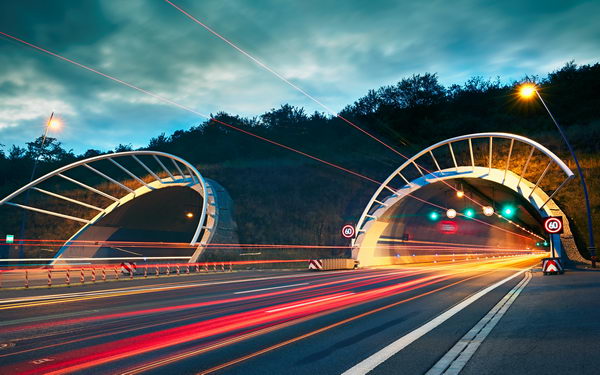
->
[1,0,598,153]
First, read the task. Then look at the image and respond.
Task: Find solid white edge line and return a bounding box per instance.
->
[425,271,532,375]
[341,269,529,375]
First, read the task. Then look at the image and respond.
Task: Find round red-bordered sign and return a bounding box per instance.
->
[543,217,563,234]
[341,224,356,239]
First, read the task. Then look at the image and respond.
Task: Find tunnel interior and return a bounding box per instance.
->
[366,178,547,263]
[60,186,204,259]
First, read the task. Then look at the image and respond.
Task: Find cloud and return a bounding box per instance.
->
[0,0,598,153]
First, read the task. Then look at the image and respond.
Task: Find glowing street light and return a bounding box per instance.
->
[446,208,457,219]
[518,83,536,99]
[456,190,464,198]
[185,212,194,219]
[482,206,494,216]
[429,211,440,221]
[518,82,596,266]
[48,118,62,129]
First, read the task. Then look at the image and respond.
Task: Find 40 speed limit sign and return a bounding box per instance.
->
[543,216,564,234]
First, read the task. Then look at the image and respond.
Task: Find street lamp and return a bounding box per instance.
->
[519,83,596,267]
[17,112,61,258]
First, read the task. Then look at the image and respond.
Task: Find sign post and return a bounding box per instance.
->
[542,217,564,275]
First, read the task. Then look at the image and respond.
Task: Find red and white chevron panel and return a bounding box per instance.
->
[121,262,137,274]
[308,259,323,270]
[542,258,563,274]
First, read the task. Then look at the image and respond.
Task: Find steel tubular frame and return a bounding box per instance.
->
[353,133,575,244]
[0,151,209,246]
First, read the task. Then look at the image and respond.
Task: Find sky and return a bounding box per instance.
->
[0,0,599,154]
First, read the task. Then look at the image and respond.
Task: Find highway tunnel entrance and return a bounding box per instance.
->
[0,151,239,264]
[57,186,204,259]
[367,178,545,265]
[353,133,580,267]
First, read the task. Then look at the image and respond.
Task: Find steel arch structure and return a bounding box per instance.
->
[0,151,219,261]
[352,132,577,265]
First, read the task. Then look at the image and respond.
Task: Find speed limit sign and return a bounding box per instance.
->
[341,224,356,239]
[543,216,563,234]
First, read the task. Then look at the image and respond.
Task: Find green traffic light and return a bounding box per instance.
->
[501,205,516,218]
[429,211,440,221]
[464,208,475,218]
[543,241,548,246]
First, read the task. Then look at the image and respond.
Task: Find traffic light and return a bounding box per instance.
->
[429,211,440,221]
[501,205,516,218]
[464,208,475,219]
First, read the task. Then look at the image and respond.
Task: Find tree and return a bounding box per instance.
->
[26,136,72,162]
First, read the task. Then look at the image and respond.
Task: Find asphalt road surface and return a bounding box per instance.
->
[0,256,541,374]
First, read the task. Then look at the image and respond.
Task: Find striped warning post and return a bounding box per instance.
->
[47,269,52,287]
[308,259,323,271]
[66,269,71,285]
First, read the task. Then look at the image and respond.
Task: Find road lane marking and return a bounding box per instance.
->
[425,271,532,375]
[341,268,530,375]
[234,283,308,294]
[265,293,355,313]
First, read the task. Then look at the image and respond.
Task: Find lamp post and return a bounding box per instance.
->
[17,112,61,258]
[519,84,596,267]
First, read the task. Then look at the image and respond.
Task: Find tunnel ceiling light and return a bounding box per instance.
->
[482,206,494,216]
[429,211,440,221]
[464,208,475,218]
[456,190,464,198]
[446,208,457,219]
